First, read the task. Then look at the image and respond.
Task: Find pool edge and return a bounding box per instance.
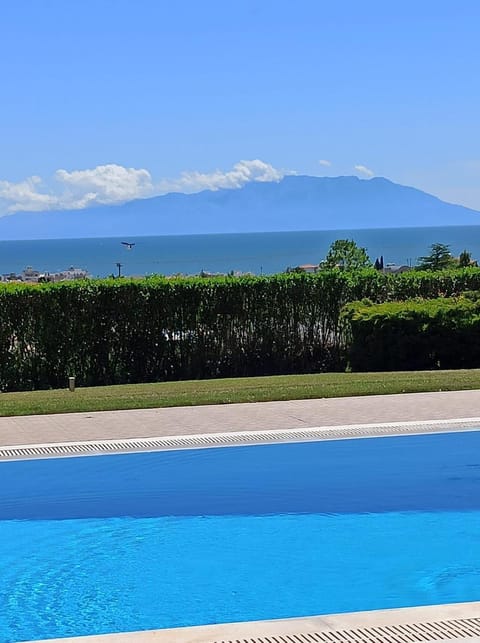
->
[25,601,480,642]
[9,419,480,643]
[2,416,480,460]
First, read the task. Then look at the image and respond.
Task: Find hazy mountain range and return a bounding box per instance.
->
[0,175,478,240]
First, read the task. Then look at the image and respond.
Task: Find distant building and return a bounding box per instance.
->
[0,272,20,282]
[0,266,91,284]
[383,263,411,275]
[21,266,41,282]
[57,266,90,280]
[297,264,319,274]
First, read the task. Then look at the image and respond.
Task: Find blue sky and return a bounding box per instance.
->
[1,0,480,214]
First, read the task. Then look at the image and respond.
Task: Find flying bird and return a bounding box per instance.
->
[121,242,135,250]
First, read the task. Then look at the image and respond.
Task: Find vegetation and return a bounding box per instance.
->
[373,256,384,271]
[0,274,349,390]
[459,249,475,268]
[322,239,372,270]
[3,369,480,417]
[416,242,455,271]
[3,268,480,391]
[343,295,480,371]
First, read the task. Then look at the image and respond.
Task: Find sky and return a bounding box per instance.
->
[1,0,480,215]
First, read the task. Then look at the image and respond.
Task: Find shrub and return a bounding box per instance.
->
[3,268,480,390]
[343,296,480,371]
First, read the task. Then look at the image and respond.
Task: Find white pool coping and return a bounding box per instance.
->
[1,416,480,460]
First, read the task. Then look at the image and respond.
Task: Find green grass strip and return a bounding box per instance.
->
[1,370,480,417]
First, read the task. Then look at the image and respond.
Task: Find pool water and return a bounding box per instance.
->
[1,432,480,642]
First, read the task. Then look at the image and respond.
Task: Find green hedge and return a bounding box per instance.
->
[0,273,348,391]
[343,295,480,371]
[3,268,480,390]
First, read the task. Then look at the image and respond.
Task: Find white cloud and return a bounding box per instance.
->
[354,164,374,178]
[0,176,58,213]
[157,159,288,194]
[0,160,290,216]
[0,164,154,215]
[318,159,331,167]
[55,164,154,207]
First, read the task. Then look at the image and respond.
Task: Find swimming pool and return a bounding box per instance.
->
[1,430,480,642]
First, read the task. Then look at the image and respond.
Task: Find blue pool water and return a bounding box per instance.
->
[1,432,480,642]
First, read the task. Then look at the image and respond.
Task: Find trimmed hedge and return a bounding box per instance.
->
[3,268,480,390]
[0,273,348,391]
[343,295,480,371]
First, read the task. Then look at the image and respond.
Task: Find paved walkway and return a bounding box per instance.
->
[1,389,480,447]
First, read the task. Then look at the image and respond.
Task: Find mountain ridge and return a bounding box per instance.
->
[0,175,478,240]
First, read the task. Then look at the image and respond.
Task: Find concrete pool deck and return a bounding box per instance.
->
[2,388,480,448]
[4,389,480,643]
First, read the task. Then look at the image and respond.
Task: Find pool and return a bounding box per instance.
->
[1,430,480,642]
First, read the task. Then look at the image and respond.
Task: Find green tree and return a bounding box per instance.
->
[322,239,372,271]
[459,249,473,268]
[417,243,455,271]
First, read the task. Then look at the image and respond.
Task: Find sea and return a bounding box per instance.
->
[1,226,480,278]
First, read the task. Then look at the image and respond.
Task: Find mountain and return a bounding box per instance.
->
[0,175,478,240]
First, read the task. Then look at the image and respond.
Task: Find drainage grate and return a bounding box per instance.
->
[212,617,480,643]
[1,417,480,460]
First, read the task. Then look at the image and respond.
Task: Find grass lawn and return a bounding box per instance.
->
[1,369,480,416]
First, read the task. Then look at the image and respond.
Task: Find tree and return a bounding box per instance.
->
[459,249,473,268]
[416,243,455,271]
[374,255,384,271]
[321,239,372,271]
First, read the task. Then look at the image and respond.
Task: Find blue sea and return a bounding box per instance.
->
[1,226,480,277]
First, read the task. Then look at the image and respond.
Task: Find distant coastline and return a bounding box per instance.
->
[1,226,480,278]
[0,266,90,284]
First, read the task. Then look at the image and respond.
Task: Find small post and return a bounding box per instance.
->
[68,376,75,392]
